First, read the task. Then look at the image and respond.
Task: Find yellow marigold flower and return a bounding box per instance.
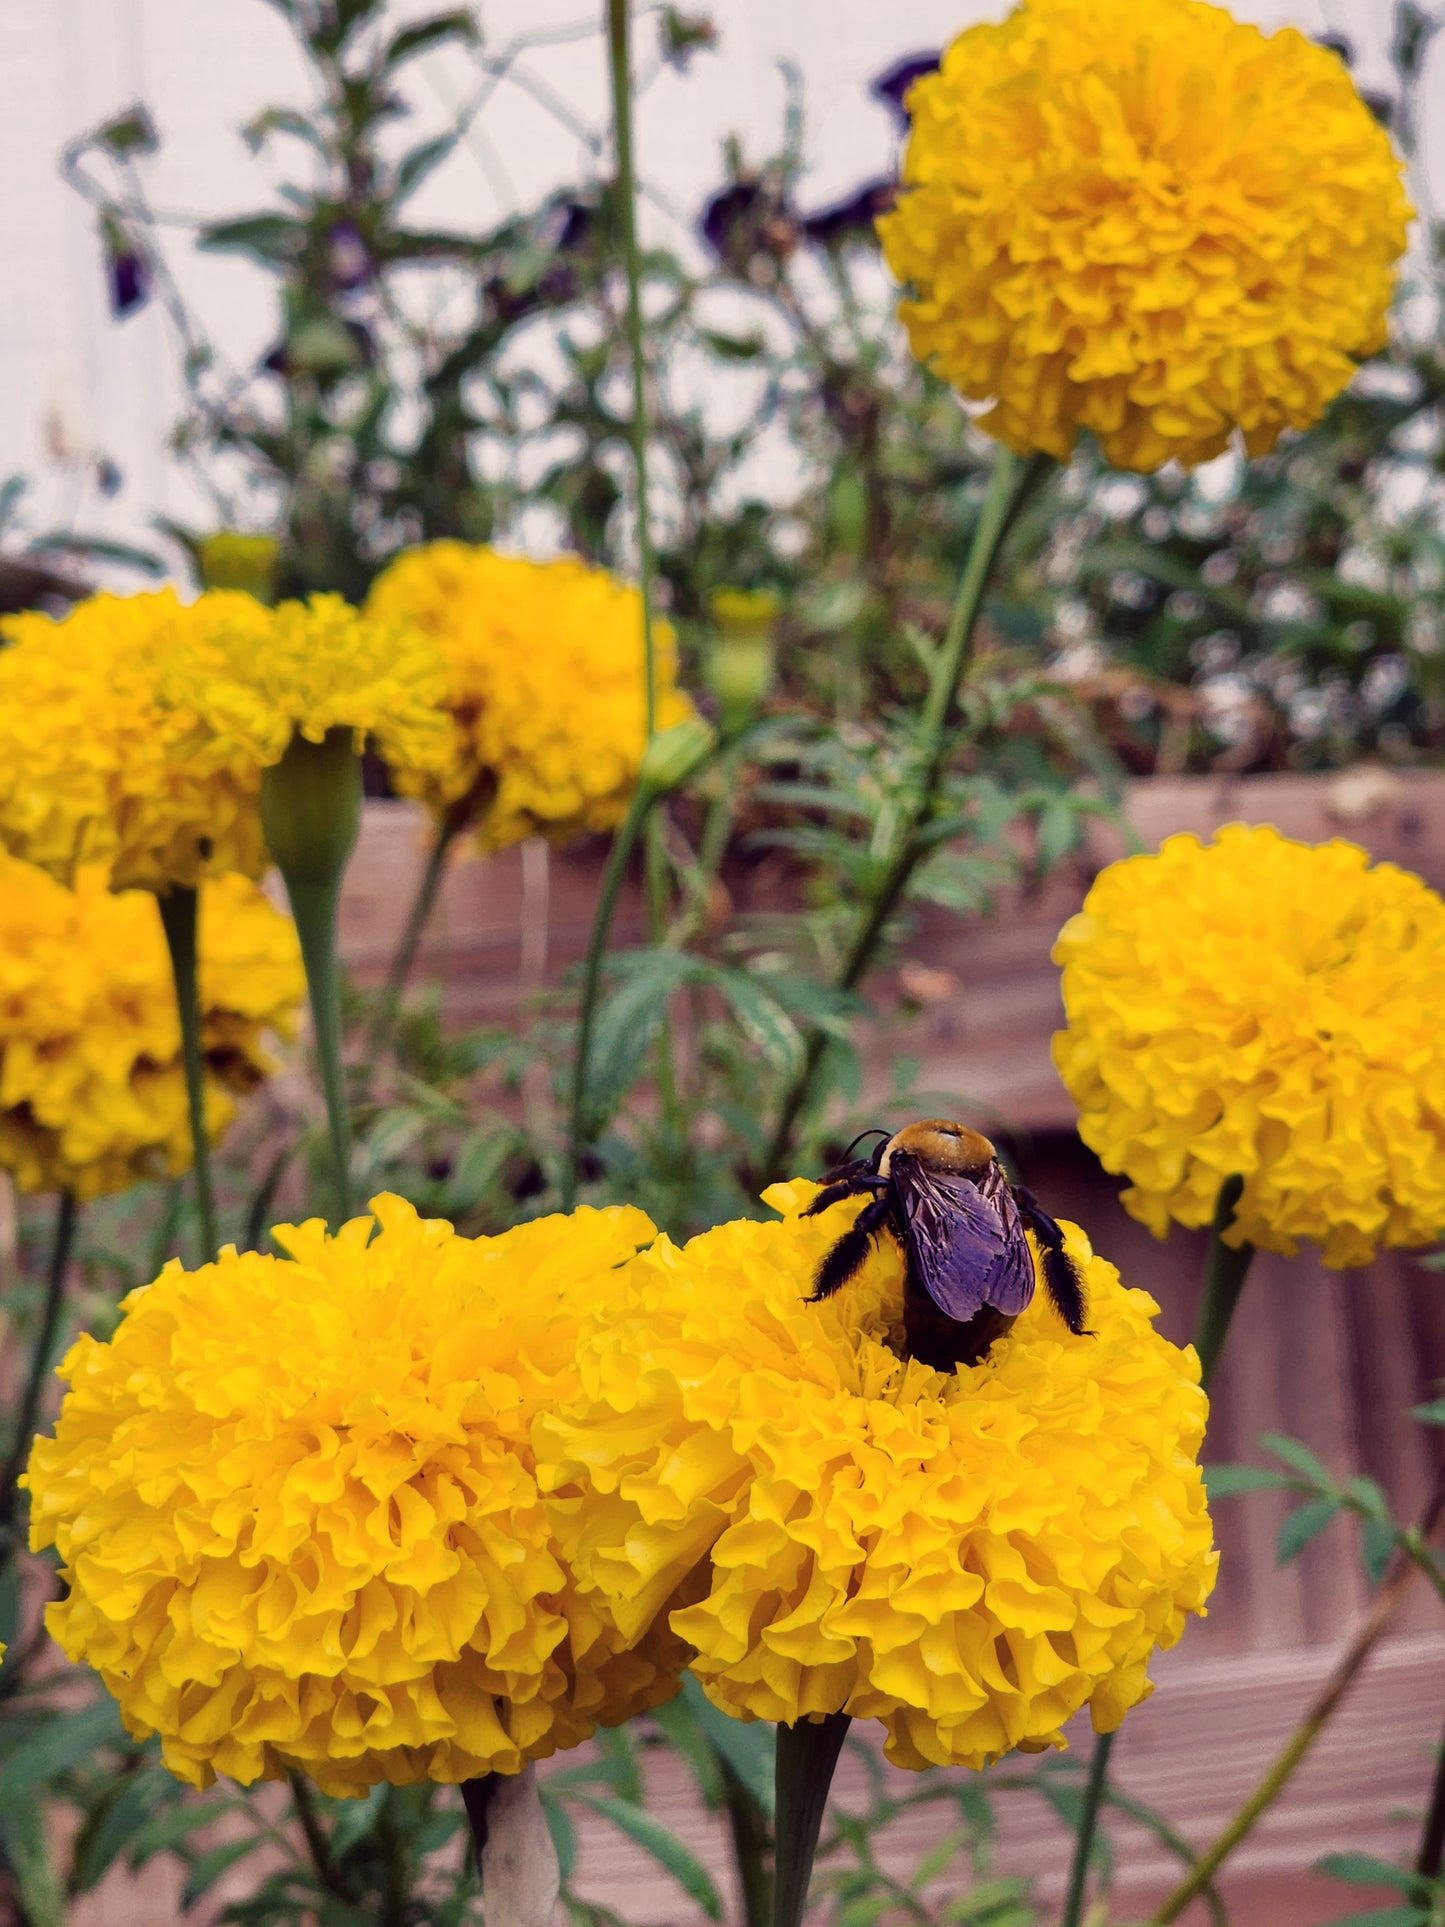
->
[877,0,1411,472]
[536,1186,1215,1770]
[165,591,449,774]
[26,1196,686,1795]
[0,858,302,1201]
[0,591,267,890]
[367,543,695,851]
[1053,824,1445,1266]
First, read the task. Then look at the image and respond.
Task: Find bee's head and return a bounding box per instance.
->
[880,1120,997,1177]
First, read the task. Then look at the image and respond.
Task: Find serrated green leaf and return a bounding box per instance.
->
[71,1763,180,1891]
[538,1788,578,1882]
[682,1675,776,1817]
[1412,1399,1445,1427]
[1318,1911,1426,1927]
[381,11,476,70]
[392,135,455,202]
[1345,1475,1392,1521]
[1277,1493,1342,1566]
[1260,1431,1337,1487]
[1316,1851,1421,1891]
[0,1696,124,1805]
[583,949,700,1133]
[908,1824,972,1890]
[1360,1515,1398,1588]
[567,1793,723,1920]
[708,968,804,1073]
[198,214,305,265]
[1203,1463,1294,1499]
[0,1790,64,1927]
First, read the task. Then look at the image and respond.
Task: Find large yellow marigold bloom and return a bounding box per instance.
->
[877,0,1411,472]
[0,858,303,1200]
[367,543,695,851]
[0,591,267,890]
[1053,825,1445,1266]
[26,1196,686,1795]
[164,591,449,774]
[536,1185,1215,1770]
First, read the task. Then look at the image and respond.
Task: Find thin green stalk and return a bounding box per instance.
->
[607,0,684,1138]
[290,873,354,1221]
[1193,1175,1255,1390]
[605,0,659,738]
[1059,1730,1113,1927]
[1146,1462,1445,1925]
[562,780,654,1211]
[1060,1177,1255,1924]
[288,1771,352,1904]
[722,1763,774,1927]
[773,1713,851,1927]
[0,1191,78,1556]
[158,885,219,1261]
[370,814,459,1052]
[260,728,363,1223]
[761,451,1051,1182]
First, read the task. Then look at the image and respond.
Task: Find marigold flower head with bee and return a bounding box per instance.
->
[536,1185,1215,1770]
[0,856,302,1200]
[0,591,267,891]
[26,1196,689,1794]
[1052,825,1445,1265]
[877,0,1411,471]
[366,543,695,851]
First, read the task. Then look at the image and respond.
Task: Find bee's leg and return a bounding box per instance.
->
[1013,1187,1092,1337]
[803,1172,890,1217]
[809,1196,893,1300]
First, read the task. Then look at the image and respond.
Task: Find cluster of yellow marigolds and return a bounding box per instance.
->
[7,0,1436,1826]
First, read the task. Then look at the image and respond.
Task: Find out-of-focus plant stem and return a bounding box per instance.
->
[158,884,218,1260]
[370,814,460,1052]
[0,1189,77,1564]
[761,449,1051,1181]
[604,0,681,1134]
[773,1713,851,1927]
[1061,1176,1256,1926]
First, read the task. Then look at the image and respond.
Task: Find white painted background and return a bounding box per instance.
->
[1,0,1439,574]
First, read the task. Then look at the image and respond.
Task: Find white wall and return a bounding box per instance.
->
[1,0,1437,576]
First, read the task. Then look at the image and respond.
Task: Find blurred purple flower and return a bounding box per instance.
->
[326,221,372,295]
[699,178,799,273]
[802,180,896,249]
[871,52,939,131]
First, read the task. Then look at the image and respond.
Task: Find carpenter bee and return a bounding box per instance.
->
[804,1121,1090,1371]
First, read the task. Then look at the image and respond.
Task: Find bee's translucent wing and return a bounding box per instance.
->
[890,1154,1035,1320]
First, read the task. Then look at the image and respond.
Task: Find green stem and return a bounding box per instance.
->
[722,1763,774,1927]
[605,0,659,738]
[158,885,219,1261]
[761,451,1050,1182]
[289,873,353,1222]
[1193,1175,1255,1391]
[1059,1730,1113,1927]
[1060,1176,1256,1923]
[0,1191,78,1556]
[370,814,459,1052]
[773,1713,851,1927]
[287,1771,352,1903]
[260,729,362,1224]
[1146,1464,1445,1925]
[562,780,655,1211]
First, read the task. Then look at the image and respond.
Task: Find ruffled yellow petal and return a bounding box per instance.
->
[0,591,267,890]
[366,543,696,852]
[1053,824,1445,1265]
[878,0,1411,471]
[163,591,450,775]
[536,1187,1215,1769]
[26,1196,683,1794]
